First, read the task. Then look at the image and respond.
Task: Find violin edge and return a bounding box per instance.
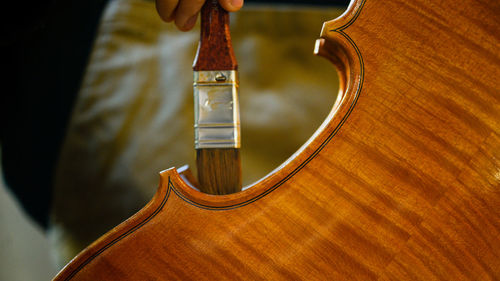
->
[52,170,173,281]
[52,2,368,278]
[162,10,366,209]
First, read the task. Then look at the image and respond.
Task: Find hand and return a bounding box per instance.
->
[156,0,244,31]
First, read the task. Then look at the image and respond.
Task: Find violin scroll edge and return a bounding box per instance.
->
[171,1,367,209]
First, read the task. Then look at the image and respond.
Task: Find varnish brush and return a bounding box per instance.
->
[193,0,241,195]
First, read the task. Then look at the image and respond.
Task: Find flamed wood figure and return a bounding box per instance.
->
[53,0,500,280]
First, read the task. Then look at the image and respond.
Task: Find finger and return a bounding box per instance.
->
[174,0,205,31]
[156,0,179,22]
[177,12,199,32]
[218,0,244,12]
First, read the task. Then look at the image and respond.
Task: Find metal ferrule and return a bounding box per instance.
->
[194,70,240,149]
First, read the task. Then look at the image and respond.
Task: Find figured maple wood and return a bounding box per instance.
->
[54,0,500,280]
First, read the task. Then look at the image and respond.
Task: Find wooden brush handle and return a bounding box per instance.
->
[193,0,238,71]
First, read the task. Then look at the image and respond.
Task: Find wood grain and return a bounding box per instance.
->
[53,0,500,279]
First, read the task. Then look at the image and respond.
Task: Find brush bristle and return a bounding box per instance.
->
[196,148,242,195]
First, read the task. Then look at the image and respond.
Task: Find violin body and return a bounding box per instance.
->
[54,0,500,280]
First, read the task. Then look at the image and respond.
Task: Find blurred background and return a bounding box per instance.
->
[0,163,57,280]
[1,0,348,279]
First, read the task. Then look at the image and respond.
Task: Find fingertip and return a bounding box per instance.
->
[176,13,198,32]
[219,0,244,12]
[156,0,179,22]
[156,8,170,22]
[165,14,175,23]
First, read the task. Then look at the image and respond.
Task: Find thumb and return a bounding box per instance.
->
[218,0,244,12]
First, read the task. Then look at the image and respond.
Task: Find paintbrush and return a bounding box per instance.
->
[193,0,241,195]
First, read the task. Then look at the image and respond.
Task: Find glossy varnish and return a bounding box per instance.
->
[54,0,500,279]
